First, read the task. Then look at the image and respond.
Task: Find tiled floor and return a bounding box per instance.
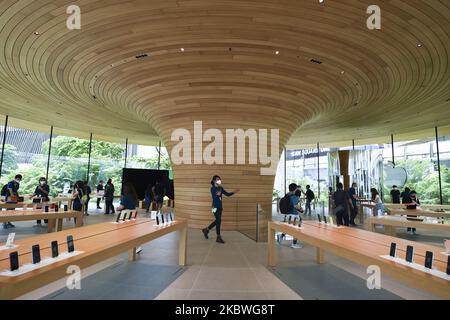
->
[1,206,446,300]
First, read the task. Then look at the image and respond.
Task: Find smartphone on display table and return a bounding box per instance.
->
[323,216,327,224]
[317,214,322,223]
[32,244,41,264]
[67,235,75,253]
[51,241,59,258]
[405,245,414,263]
[389,242,397,258]
[127,211,133,220]
[156,215,160,225]
[9,251,19,271]
[424,251,433,269]
[116,213,122,223]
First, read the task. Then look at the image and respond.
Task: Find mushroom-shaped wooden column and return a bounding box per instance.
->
[150,104,305,239]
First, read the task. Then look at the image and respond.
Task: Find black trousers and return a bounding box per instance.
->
[105,198,115,214]
[336,207,349,226]
[97,197,102,207]
[84,198,90,213]
[349,204,358,224]
[207,208,223,235]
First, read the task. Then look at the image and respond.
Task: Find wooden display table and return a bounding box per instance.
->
[0,218,187,299]
[0,202,57,210]
[369,216,450,236]
[385,203,450,211]
[0,209,84,232]
[387,208,450,219]
[268,220,450,299]
[52,196,73,210]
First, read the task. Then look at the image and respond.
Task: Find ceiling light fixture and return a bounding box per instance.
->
[341,70,345,74]
[34,31,40,35]
[275,50,280,55]
[417,43,423,47]
[180,48,185,52]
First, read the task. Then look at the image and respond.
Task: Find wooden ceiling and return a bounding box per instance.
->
[0,0,449,146]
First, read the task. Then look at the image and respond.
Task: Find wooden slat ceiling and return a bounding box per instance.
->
[0,0,448,146]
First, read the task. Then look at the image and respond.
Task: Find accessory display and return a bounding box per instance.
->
[161,214,165,224]
[127,211,133,220]
[51,241,59,258]
[54,205,59,212]
[389,243,397,257]
[115,213,122,223]
[424,251,433,269]
[32,244,41,264]
[156,215,160,225]
[5,233,15,247]
[67,235,74,253]
[64,204,68,211]
[405,245,414,263]
[44,206,49,212]
[122,212,127,222]
[9,251,19,271]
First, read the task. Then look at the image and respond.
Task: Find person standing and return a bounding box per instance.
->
[30,177,50,226]
[1,174,22,229]
[96,180,104,209]
[390,185,401,204]
[104,179,115,214]
[371,188,384,216]
[347,182,359,226]
[72,181,84,212]
[401,187,411,205]
[152,180,165,213]
[332,183,350,226]
[202,175,240,244]
[405,190,420,235]
[84,181,91,216]
[144,183,153,213]
[304,185,315,216]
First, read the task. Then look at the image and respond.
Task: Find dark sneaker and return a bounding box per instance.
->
[216,236,225,244]
[202,228,209,239]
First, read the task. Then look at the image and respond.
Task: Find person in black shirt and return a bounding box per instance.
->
[96,180,104,209]
[332,183,350,226]
[30,177,50,226]
[152,181,166,212]
[400,187,411,204]
[405,190,420,234]
[304,185,315,216]
[390,185,401,204]
[1,174,22,229]
[104,179,115,214]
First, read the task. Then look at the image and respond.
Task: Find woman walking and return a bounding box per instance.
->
[202,175,240,244]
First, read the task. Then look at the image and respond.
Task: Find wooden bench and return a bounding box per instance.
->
[0,209,84,233]
[268,220,450,299]
[0,218,187,299]
[369,216,450,236]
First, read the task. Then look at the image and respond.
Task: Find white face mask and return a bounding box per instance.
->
[40,181,45,185]
[216,180,222,186]
[15,179,21,183]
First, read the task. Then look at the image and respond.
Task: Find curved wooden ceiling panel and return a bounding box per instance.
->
[0,0,448,145]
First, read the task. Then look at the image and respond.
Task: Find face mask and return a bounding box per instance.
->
[216,180,222,185]
[40,181,46,185]
[15,179,21,183]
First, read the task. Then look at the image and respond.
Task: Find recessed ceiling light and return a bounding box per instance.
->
[341,70,345,74]
[319,0,324,3]
[275,50,279,55]
[180,48,185,52]
[417,43,423,47]
[34,31,40,35]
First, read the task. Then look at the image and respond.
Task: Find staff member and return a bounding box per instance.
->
[1,174,22,229]
[104,179,115,214]
[30,177,50,226]
[202,175,240,244]
[347,182,358,226]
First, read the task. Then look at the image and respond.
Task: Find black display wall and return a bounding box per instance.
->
[121,168,174,200]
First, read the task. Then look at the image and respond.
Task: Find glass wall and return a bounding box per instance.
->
[0,122,50,196]
[438,135,450,204]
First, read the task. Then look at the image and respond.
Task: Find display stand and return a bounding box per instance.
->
[379,255,450,281]
[0,251,84,277]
